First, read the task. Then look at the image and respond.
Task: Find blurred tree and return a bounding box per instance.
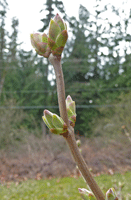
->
[39,0,66,32]
[62,3,110,136]
[8,17,20,62]
[1,17,20,103]
[0,0,8,8]
[0,0,8,99]
[99,2,131,106]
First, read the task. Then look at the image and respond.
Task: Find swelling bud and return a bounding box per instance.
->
[78,188,96,200]
[30,13,68,58]
[42,109,67,135]
[48,13,68,56]
[66,95,76,127]
[30,33,51,58]
[106,188,118,200]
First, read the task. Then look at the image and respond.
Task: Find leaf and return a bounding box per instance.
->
[42,33,48,43]
[56,30,68,47]
[49,19,61,41]
[52,114,65,128]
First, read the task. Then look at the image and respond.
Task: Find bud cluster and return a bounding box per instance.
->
[30,13,68,58]
[42,95,76,135]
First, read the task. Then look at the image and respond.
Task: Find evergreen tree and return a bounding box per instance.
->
[63,5,98,136]
[0,0,8,99]
[0,0,8,9]
[63,2,123,136]
[0,0,8,63]
[8,17,19,62]
[99,2,131,105]
[39,0,65,32]
[1,16,20,102]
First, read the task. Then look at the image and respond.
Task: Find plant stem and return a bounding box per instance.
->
[48,54,69,127]
[66,126,105,200]
[48,54,105,200]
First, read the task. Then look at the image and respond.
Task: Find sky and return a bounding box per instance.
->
[5,0,131,51]
[6,0,91,51]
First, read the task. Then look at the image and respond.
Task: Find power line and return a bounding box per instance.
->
[0,64,130,70]
[0,56,131,70]
[1,87,131,94]
[2,90,51,94]
[0,103,129,110]
[0,105,58,109]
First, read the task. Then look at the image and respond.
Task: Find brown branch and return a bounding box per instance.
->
[48,54,69,127]
[48,53,105,200]
[66,126,105,200]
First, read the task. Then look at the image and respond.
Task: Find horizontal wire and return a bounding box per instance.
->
[0,55,130,70]
[0,103,128,110]
[0,63,130,70]
[1,87,131,94]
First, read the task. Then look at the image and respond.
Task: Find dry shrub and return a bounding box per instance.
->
[0,99,39,149]
[1,131,131,182]
[93,91,131,140]
[82,134,131,174]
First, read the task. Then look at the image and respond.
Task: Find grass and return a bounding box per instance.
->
[0,171,131,200]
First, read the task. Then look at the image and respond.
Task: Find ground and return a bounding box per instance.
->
[0,133,131,183]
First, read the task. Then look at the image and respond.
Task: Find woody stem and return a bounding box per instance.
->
[48,54,105,200]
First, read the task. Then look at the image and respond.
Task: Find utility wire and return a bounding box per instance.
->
[0,63,130,70]
[0,103,129,110]
[0,55,130,70]
[1,87,131,94]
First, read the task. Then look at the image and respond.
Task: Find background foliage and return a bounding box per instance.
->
[0,0,131,143]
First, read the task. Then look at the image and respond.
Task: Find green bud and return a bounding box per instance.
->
[66,95,76,114]
[42,109,67,135]
[30,13,68,57]
[49,19,61,41]
[66,95,76,127]
[42,110,55,129]
[106,188,118,200]
[48,13,68,56]
[78,188,96,200]
[30,33,51,58]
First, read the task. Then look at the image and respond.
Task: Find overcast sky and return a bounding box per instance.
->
[5,0,131,51]
[6,0,88,50]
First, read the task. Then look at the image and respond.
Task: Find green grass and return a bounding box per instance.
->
[0,171,131,200]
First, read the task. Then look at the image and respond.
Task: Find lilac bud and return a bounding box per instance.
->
[30,33,51,58]
[106,188,118,200]
[42,110,67,135]
[30,14,68,58]
[66,95,76,127]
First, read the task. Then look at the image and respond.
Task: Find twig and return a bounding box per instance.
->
[48,53,105,200]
